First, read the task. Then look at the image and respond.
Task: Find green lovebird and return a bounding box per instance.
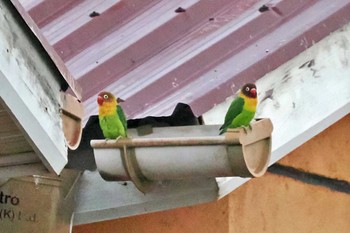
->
[219,83,258,135]
[97,91,127,139]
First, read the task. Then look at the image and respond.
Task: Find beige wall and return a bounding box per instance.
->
[279,113,350,181]
[73,197,229,233]
[228,173,350,233]
[74,114,350,233]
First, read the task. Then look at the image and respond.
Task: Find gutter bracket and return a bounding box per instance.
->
[121,145,154,193]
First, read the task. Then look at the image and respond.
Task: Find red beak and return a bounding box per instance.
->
[97,96,104,105]
[250,88,257,97]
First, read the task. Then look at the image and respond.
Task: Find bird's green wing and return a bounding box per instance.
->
[117,105,128,135]
[219,97,244,134]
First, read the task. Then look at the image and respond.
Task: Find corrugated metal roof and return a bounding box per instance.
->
[11,0,350,122]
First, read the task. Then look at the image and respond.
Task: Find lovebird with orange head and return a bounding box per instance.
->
[97,91,127,139]
[219,83,257,134]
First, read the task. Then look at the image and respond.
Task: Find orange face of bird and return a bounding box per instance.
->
[241,83,257,98]
[97,92,116,106]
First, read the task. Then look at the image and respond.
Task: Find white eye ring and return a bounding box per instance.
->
[103,94,108,99]
[245,87,250,92]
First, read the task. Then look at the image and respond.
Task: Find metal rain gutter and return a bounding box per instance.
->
[91,118,273,193]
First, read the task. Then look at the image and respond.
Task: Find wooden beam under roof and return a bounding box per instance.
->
[0,1,68,174]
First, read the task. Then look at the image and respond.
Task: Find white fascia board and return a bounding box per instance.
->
[0,1,67,174]
[204,23,350,198]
